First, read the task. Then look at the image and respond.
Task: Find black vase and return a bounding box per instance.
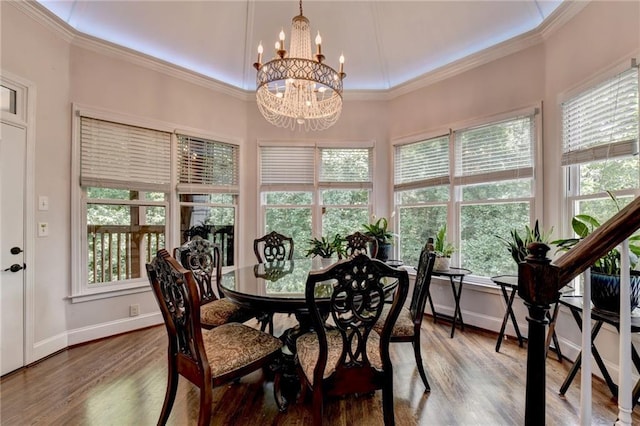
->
[591,271,640,313]
[376,242,392,262]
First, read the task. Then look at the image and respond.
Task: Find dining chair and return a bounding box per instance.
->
[341,231,378,259]
[173,237,256,329]
[253,231,295,332]
[253,231,295,263]
[373,243,436,392]
[296,253,409,426]
[146,249,283,426]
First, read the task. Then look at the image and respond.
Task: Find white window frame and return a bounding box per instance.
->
[560,60,640,237]
[258,140,375,240]
[393,105,543,282]
[71,105,175,302]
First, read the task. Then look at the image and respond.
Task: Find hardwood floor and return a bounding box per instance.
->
[1,315,637,425]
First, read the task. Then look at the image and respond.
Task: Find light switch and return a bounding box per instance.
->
[38,222,49,237]
[38,196,49,211]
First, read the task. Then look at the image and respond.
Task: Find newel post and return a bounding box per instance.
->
[518,242,561,426]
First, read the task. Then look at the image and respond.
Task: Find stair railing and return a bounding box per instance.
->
[518,195,640,425]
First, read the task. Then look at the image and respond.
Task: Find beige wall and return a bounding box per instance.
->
[2,2,71,348]
[1,0,639,364]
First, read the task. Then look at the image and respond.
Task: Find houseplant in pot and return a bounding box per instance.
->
[552,195,640,313]
[496,220,554,266]
[305,234,345,267]
[433,224,455,271]
[362,217,395,262]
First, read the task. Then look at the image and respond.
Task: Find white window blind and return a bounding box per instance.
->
[562,67,639,165]
[177,134,239,192]
[394,136,450,191]
[454,115,534,185]
[80,116,171,191]
[319,148,372,184]
[260,146,315,185]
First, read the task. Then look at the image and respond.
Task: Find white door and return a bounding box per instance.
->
[0,121,26,375]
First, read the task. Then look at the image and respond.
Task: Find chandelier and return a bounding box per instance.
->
[253,0,345,131]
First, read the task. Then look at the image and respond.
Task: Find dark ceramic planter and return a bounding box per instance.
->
[591,271,640,313]
[376,242,392,262]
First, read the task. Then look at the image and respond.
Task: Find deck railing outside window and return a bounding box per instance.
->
[88,225,164,284]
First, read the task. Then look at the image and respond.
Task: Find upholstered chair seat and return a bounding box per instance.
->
[297,329,383,385]
[200,299,256,328]
[374,304,415,338]
[202,322,283,379]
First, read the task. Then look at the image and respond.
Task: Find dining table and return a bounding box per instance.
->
[219,257,399,410]
[219,257,398,351]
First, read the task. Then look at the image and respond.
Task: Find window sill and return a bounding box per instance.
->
[69,281,151,303]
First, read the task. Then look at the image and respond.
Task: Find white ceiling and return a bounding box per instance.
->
[36,0,565,92]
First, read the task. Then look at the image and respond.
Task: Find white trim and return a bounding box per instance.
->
[31,332,68,364]
[13,0,587,102]
[556,53,640,106]
[1,71,37,366]
[66,312,163,346]
[69,282,152,304]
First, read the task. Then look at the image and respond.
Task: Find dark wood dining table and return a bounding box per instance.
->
[219,257,399,410]
[220,257,398,350]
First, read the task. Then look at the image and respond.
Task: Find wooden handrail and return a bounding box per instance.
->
[519,194,640,425]
[554,195,640,286]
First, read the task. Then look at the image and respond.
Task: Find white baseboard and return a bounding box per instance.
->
[66,312,163,346]
[30,332,68,364]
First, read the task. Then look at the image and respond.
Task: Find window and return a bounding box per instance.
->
[395,111,539,277]
[562,66,639,236]
[259,143,373,257]
[72,111,242,300]
[395,135,450,267]
[78,116,171,291]
[177,134,239,266]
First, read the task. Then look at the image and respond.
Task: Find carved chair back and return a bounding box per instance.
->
[410,246,436,326]
[253,231,295,263]
[342,231,378,259]
[301,254,408,424]
[147,249,210,387]
[174,236,222,304]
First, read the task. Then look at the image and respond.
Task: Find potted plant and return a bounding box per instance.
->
[305,234,345,267]
[496,220,554,265]
[433,224,455,271]
[362,217,395,261]
[552,193,640,313]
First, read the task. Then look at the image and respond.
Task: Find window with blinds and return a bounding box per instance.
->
[562,67,639,165]
[260,146,315,186]
[394,135,450,190]
[319,147,372,187]
[177,134,239,192]
[80,116,171,191]
[455,115,534,185]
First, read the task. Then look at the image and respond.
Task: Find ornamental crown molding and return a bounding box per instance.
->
[13,0,588,103]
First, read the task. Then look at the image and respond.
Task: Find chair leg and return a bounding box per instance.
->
[158,359,179,425]
[197,384,213,426]
[382,373,396,425]
[312,388,323,426]
[412,337,431,392]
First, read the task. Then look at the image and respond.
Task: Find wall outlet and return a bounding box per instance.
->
[129,304,140,317]
[38,222,49,237]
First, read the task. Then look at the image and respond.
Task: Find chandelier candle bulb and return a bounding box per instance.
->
[257,42,263,64]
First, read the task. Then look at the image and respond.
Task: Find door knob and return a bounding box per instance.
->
[10,247,23,255]
[3,264,25,273]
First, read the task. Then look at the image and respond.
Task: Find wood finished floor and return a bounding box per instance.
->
[1,315,638,425]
